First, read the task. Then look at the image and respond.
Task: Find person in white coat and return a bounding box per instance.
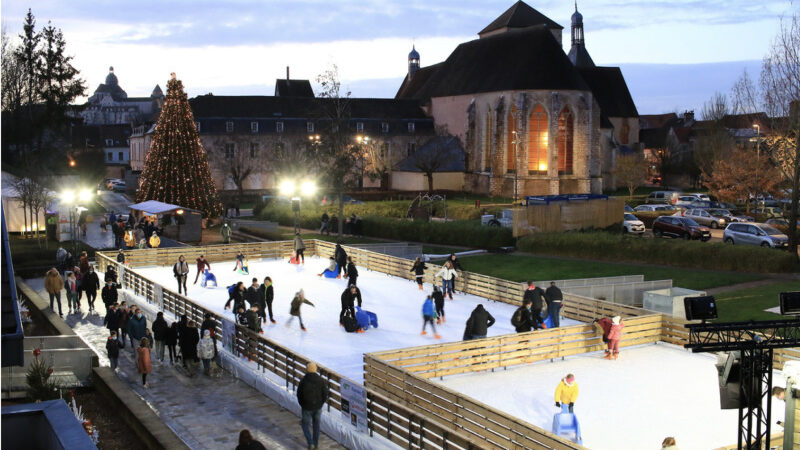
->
[436,261,458,300]
[197,329,216,375]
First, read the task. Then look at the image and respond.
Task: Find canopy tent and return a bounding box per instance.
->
[128,200,202,242]
[128,200,199,215]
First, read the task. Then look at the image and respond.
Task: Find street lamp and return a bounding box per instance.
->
[753,124,761,202]
[279,179,316,233]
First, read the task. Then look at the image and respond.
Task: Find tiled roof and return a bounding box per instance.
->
[479,1,563,36]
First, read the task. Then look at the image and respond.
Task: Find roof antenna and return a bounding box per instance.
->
[575,1,578,12]
[286,66,290,80]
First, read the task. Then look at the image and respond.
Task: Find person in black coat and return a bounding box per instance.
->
[106,330,123,371]
[104,266,118,284]
[297,362,329,450]
[245,278,260,309]
[236,429,266,450]
[82,267,100,312]
[410,257,427,290]
[338,285,362,325]
[256,277,274,324]
[545,282,563,328]
[116,249,125,264]
[101,281,118,308]
[467,304,495,339]
[152,312,169,362]
[523,281,546,323]
[334,244,347,277]
[103,303,121,337]
[346,257,359,286]
[179,320,200,368]
[432,286,446,324]
[225,282,246,311]
[512,299,536,333]
[165,321,179,364]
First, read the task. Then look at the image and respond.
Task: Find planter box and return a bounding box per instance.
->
[643,287,707,318]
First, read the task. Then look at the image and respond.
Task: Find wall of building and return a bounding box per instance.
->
[390,171,465,191]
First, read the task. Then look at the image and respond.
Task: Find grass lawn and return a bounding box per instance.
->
[712,282,797,322]
[459,253,764,291]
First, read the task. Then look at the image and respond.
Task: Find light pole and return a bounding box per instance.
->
[280,180,316,234]
[753,124,761,203]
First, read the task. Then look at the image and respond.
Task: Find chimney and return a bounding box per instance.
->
[683,110,695,123]
[286,66,290,81]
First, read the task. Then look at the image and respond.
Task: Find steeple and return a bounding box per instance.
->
[568,2,595,68]
[408,45,420,79]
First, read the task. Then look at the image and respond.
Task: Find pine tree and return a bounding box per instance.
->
[137,74,223,218]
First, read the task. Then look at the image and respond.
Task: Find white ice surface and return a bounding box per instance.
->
[134,255,580,382]
[437,342,786,450]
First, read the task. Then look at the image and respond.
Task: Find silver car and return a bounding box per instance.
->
[708,208,753,223]
[723,223,789,248]
[684,208,726,229]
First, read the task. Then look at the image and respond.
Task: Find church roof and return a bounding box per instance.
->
[400,26,589,100]
[151,84,163,98]
[274,79,315,97]
[568,45,595,68]
[578,66,638,118]
[395,62,443,99]
[479,1,563,36]
[408,45,420,59]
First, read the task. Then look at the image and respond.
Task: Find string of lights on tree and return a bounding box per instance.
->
[136,73,223,217]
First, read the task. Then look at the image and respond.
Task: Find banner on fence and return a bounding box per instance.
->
[222,318,236,354]
[340,378,368,433]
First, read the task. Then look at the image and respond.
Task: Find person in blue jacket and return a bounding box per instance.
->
[421,296,440,339]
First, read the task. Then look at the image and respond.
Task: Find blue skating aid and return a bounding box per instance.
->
[355,307,370,330]
[551,406,582,445]
[543,314,554,329]
[201,269,217,288]
[322,264,339,278]
[367,310,379,328]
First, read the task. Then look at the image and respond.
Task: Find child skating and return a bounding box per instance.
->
[287,289,315,331]
[421,296,441,339]
[605,316,624,359]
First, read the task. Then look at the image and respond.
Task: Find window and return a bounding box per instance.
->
[276,121,284,133]
[118,152,124,161]
[408,122,415,133]
[356,122,364,133]
[196,121,201,132]
[407,142,416,156]
[381,122,389,133]
[226,121,234,132]
[506,105,517,174]
[527,104,548,174]
[224,143,234,159]
[557,106,574,175]
[620,120,630,145]
[250,142,258,158]
[105,139,114,146]
[250,121,258,133]
[484,110,493,172]
[107,152,113,161]
[381,142,389,159]
[307,122,314,133]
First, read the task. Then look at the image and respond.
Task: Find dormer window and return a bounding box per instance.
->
[250,121,258,133]
[276,121,284,133]
[226,121,234,132]
[307,122,315,133]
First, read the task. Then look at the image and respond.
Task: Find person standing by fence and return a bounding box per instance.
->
[545,281,563,328]
[173,256,190,295]
[523,281,546,325]
[294,232,306,264]
[221,223,232,244]
[605,316,624,360]
[297,361,329,450]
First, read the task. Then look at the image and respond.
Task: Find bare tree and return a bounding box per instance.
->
[409,125,461,193]
[207,135,269,208]
[702,149,782,212]
[695,93,736,176]
[614,153,649,198]
[361,137,393,189]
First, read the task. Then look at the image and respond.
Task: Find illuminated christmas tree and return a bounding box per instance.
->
[137,73,223,217]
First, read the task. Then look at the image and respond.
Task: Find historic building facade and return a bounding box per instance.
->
[78,67,163,126]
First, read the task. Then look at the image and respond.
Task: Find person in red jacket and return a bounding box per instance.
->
[605,316,624,360]
[194,255,211,284]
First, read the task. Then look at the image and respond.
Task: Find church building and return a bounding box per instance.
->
[397,1,639,197]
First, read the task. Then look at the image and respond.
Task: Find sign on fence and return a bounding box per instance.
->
[340,378,368,433]
[222,318,236,354]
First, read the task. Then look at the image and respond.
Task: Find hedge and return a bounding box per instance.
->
[254,200,505,222]
[517,232,798,273]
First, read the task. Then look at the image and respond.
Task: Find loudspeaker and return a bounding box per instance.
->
[779,291,800,315]
[684,296,718,321]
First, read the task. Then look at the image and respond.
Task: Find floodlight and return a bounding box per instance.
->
[61,190,75,204]
[301,181,316,196]
[684,296,718,321]
[176,209,184,215]
[779,291,800,315]
[79,189,92,202]
[279,180,295,196]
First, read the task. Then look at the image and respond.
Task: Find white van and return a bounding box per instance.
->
[645,191,680,205]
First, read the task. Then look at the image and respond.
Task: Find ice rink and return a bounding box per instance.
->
[133,255,581,382]
[437,342,787,450]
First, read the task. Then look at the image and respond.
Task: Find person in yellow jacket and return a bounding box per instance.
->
[554,373,579,413]
[149,231,161,248]
[124,229,136,248]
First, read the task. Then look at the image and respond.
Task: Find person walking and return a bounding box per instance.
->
[78,251,90,275]
[346,257,358,286]
[152,312,168,362]
[64,271,79,314]
[467,304,495,339]
[297,361,329,450]
[421,296,441,339]
[137,337,152,387]
[165,321,179,364]
[45,268,64,317]
[293,232,306,264]
[523,281,546,326]
[605,316,624,360]
[235,429,266,450]
[148,231,161,248]
[334,243,347,278]
[435,262,458,300]
[432,286,445,324]
[106,330,123,372]
[220,222,232,244]
[118,303,130,347]
[127,308,147,353]
[101,280,118,309]
[72,266,85,310]
[194,255,211,284]
[82,266,100,312]
[545,281,563,328]
[554,374,579,413]
[179,320,200,369]
[288,290,314,331]
[105,265,118,284]
[319,212,329,235]
[257,277,275,324]
[410,257,427,290]
[103,303,121,339]
[511,299,535,333]
[173,256,190,295]
[197,329,216,375]
[56,246,68,274]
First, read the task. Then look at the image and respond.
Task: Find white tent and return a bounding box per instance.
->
[0,172,58,234]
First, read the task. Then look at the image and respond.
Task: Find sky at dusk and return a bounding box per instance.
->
[1,0,795,114]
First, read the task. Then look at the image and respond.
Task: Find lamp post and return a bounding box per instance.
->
[280,180,316,234]
[753,124,761,203]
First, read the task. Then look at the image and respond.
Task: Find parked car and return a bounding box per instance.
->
[624,204,634,212]
[751,206,785,218]
[675,195,703,208]
[652,216,711,241]
[683,208,726,229]
[623,214,645,235]
[646,191,680,205]
[707,208,753,223]
[110,181,126,192]
[687,193,711,201]
[634,204,673,212]
[723,222,789,248]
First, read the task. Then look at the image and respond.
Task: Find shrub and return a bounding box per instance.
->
[239,227,285,241]
[517,231,798,273]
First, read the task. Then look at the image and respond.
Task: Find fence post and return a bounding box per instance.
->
[367,396,374,437]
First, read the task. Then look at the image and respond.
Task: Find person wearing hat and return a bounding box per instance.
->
[554,374,579,413]
[606,316,624,360]
[149,231,161,248]
[220,222,232,244]
[297,361,329,450]
[197,328,216,375]
[288,290,315,331]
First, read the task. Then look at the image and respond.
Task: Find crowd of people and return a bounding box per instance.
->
[101,211,163,250]
[46,249,104,316]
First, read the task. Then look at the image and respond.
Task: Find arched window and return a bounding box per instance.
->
[484,110,493,172]
[557,107,574,175]
[527,105,548,174]
[506,105,517,174]
[620,120,630,145]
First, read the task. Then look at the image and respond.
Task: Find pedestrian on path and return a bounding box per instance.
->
[137,337,152,387]
[288,290,314,331]
[56,246,68,274]
[545,282,563,328]
[116,249,125,265]
[45,268,64,317]
[79,251,90,274]
[106,330,122,371]
[127,307,147,353]
[101,280,118,308]
[83,266,100,312]
[236,429,266,450]
[152,312,168,362]
[149,231,161,248]
[118,302,130,347]
[173,255,190,295]
[194,255,211,284]
[319,212,329,235]
[166,321,179,364]
[198,329,216,375]
[65,271,79,314]
[297,361,329,450]
[104,303,121,338]
[179,320,200,369]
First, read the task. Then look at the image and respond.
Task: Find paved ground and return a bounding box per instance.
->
[25,278,344,450]
[96,191,133,215]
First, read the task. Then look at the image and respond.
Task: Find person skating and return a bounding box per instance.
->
[194,255,211,284]
[605,316,624,360]
[432,286,445,324]
[334,243,347,278]
[106,330,123,372]
[246,305,262,334]
[346,257,358,286]
[82,266,100,312]
[137,337,152,387]
[64,271,79,314]
[554,374,579,413]
[339,285,362,326]
[410,257,427,290]
[288,289,315,331]
[317,257,338,277]
[179,320,200,369]
[523,281,546,326]
[545,281,563,328]
[149,231,161,248]
[152,312,169,362]
[165,321,179,364]
[297,361,329,450]
[197,329,216,375]
[45,268,64,317]
[240,256,250,275]
[467,304,495,340]
[221,223,232,244]
[225,282,246,312]
[511,298,535,333]
[294,232,306,264]
[257,277,275,324]
[233,252,245,272]
[173,255,190,295]
[435,261,458,300]
[421,296,441,338]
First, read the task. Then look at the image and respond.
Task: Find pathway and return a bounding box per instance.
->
[25,278,345,450]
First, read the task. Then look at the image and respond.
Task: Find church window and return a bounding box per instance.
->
[107,152,113,161]
[527,105,549,174]
[620,120,630,145]
[105,139,114,146]
[506,105,518,174]
[307,122,315,133]
[356,122,364,133]
[224,143,235,159]
[407,142,416,156]
[118,152,124,161]
[226,121,234,132]
[484,110,493,172]
[557,107,574,175]
[250,143,259,158]
[250,121,259,133]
